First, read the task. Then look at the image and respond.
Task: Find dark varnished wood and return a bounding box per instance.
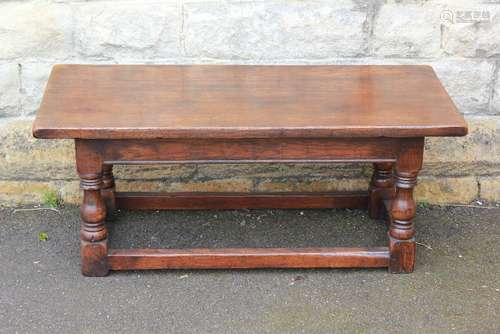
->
[33,65,467,139]
[368,162,395,219]
[73,137,424,275]
[115,192,368,210]
[108,247,390,270]
[98,138,401,163]
[101,164,116,221]
[388,138,424,273]
[75,140,109,277]
[34,65,468,276]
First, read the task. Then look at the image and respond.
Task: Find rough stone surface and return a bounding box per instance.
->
[0,176,485,206]
[0,0,72,60]
[73,1,181,59]
[416,176,478,205]
[479,176,500,202]
[255,178,368,193]
[0,120,75,181]
[442,5,500,58]
[372,3,442,58]
[118,178,254,194]
[424,116,500,164]
[184,1,369,59]
[493,64,500,114]
[0,180,63,206]
[0,64,20,117]
[193,163,369,180]
[0,178,487,206]
[431,60,496,115]
[20,63,53,115]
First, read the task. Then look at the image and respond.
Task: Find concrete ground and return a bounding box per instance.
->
[0,205,499,334]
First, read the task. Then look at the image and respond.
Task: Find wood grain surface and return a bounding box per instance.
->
[33,65,467,139]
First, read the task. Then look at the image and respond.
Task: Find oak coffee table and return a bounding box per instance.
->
[33,65,467,276]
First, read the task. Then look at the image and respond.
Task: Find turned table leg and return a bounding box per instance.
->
[368,162,394,219]
[76,140,109,277]
[101,164,116,220]
[389,140,423,273]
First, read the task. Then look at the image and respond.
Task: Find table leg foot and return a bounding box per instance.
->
[81,240,109,277]
[389,236,415,273]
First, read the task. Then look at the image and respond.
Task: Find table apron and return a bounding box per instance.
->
[76,138,423,164]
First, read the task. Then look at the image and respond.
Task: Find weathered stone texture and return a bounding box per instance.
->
[416,176,478,205]
[0,64,20,117]
[442,5,500,58]
[372,3,442,58]
[255,178,368,193]
[20,63,53,115]
[0,176,483,206]
[480,177,500,202]
[117,178,254,193]
[492,65,500,114]
[73,1,181,59]
[431,60,496,114]
[194,163,369,180]
[0,181,55,206]
[0,0,72,60]
[424,116,500,164]
[184,1,369,59]
[0,121,75,181]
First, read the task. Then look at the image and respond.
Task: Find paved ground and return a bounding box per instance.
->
[0,205,499,333]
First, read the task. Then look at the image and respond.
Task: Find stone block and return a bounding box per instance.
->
[0,64,20,117]
[255,178,369,192]
[442,5,500,58]
[0,0,72,60]
[416,176,478,205]
[20,63,53,115]
[430,60,495,114]
[73,1,181,59]
[479,176,500,202]
[0,120,75,181]
[424,116,500,164]
[0,180,62,207]
[492,65,500,114]
[372,3,442,58]
[184,0,369,59]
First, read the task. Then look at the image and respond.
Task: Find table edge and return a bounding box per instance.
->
[32,124,468,140]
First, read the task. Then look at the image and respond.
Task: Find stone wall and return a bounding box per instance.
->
[0,0,499,206]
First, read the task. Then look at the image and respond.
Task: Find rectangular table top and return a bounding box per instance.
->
[33,65,467,139]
